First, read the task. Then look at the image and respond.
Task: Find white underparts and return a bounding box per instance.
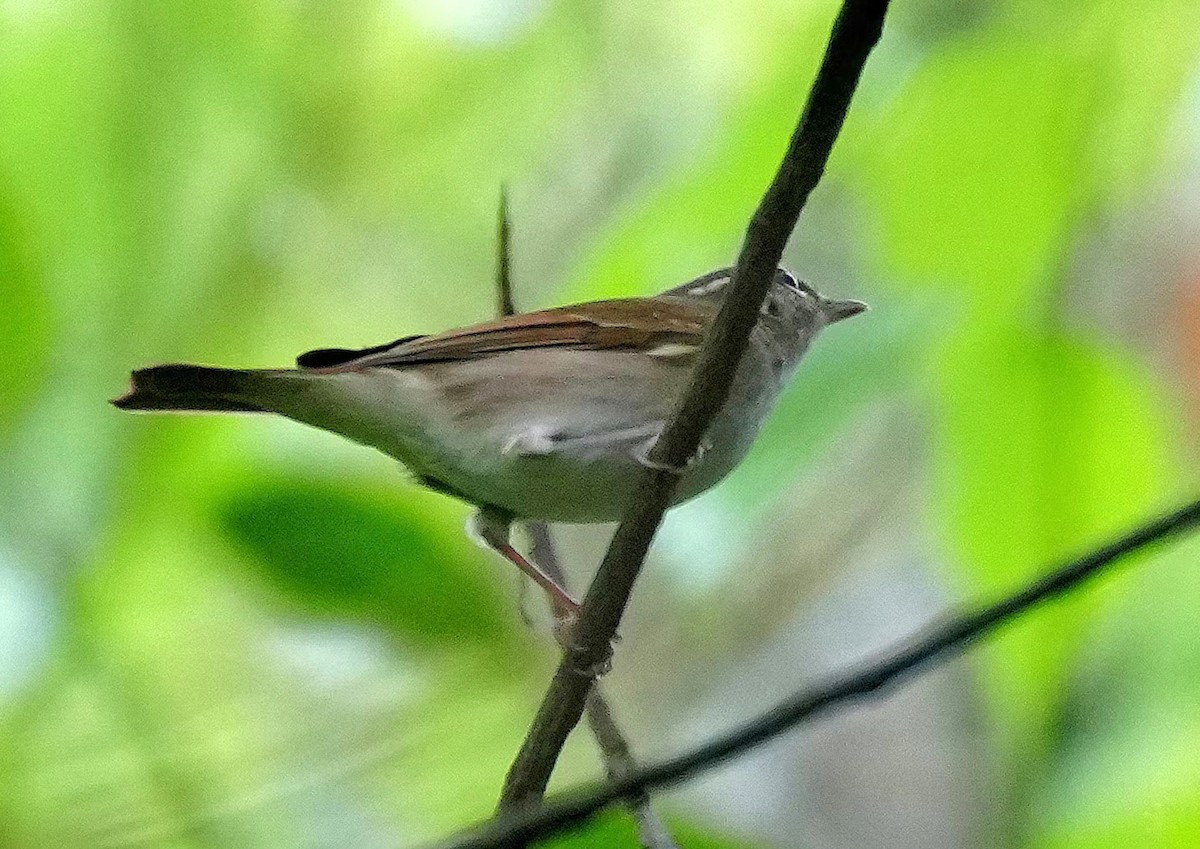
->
[502,427,559,456]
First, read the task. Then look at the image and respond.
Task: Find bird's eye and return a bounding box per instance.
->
[778,270,806,292]
[779,270,820,302]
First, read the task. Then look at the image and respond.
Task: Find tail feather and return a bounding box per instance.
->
[112,364,274,413]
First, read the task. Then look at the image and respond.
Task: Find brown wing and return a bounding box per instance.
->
[298,296,714,373]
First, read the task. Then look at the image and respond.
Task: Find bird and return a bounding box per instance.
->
[113,267,865,619]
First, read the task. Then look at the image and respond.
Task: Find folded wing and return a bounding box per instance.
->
[296,296,713,373]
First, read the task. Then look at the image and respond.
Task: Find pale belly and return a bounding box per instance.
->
[282,348,780,523]
[454,415,753,522]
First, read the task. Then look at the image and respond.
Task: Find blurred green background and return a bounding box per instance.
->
[2,0,1200,846]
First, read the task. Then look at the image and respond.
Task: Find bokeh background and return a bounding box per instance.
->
[2,0,1200,847]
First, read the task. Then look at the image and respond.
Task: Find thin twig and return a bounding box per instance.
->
[495,190,679,849]
[527,524,679,849]
[496,185,516,318]
[497,0,892,811]
[430,496,1200,849]
[582,690,679,849]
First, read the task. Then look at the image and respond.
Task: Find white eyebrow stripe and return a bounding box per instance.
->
[686,277,730,296]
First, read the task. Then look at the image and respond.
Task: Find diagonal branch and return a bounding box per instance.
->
[497,0,892,811]
[529,525,679,849]
[496,191,679,849]
[431,496,1200,849]
[530,522,681,849]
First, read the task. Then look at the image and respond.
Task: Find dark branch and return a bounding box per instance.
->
[497,0,892,810]
[432,496,1200,849]
[529,524,680,849]
[494,189,678,849]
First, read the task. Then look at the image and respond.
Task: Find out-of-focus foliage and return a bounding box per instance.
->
[218,476,520,650]
[1,0,1198,847]
[0,190,49,434]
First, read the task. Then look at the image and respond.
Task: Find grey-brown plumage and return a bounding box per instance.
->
[114,267,865,612]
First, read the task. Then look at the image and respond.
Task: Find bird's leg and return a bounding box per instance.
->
[515,573,536,628]
[468,508,580,620]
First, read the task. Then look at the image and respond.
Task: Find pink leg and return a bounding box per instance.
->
[493,543,580,618]
[469,509,580,618]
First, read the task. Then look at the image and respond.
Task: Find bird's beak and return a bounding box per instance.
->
[822,298,868,323]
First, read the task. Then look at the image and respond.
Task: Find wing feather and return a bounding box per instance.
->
[299,296,712,373]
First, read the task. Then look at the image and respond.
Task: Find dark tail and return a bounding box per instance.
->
[112,364,277,412]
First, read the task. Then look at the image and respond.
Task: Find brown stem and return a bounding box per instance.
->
[495,190,677,848]
[498,0,892,812]
[526,523,678,849]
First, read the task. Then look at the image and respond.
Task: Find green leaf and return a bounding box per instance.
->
[217,476,521,650]
[667,817,762,849]
[1029,535,1200,849]
[859,3,1200,313]
[0,190,50,435]
[859,42,1095,315]
[534,811,642,849]
[1031,789,1200,849]
[536,810,761,849]
[0,504,543,848]
[1079,0,1200,202]
[932,324,1174,742]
